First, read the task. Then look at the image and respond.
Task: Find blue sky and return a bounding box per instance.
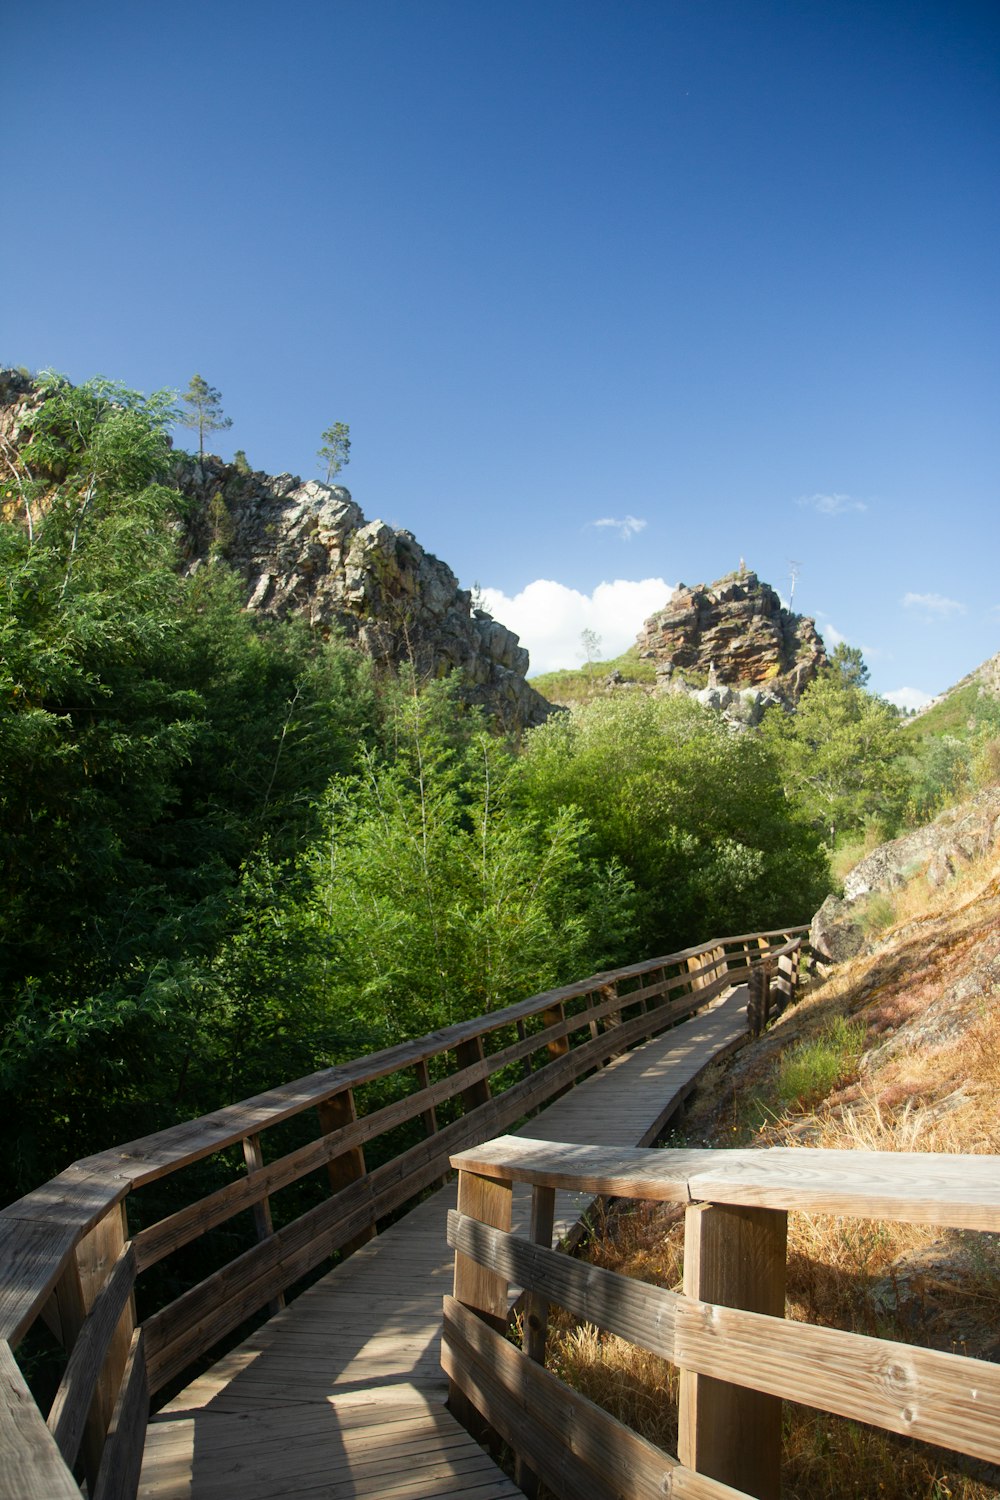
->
[6,1,998,704]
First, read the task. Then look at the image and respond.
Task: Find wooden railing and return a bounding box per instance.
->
[445,1135,1000,1500]
[0,927,803,1498]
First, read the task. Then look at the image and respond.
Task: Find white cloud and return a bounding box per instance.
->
[901,592,966,617]
[884,687,934,713]
[480,577,672,677]
[797,492,868,517]
[821,620,847,649]
[589,515,647,541]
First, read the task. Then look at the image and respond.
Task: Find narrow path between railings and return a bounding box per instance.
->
[137,984,752,1499]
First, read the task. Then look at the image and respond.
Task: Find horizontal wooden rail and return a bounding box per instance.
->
[446,1134,1000,1500]
[0,926,805,1498]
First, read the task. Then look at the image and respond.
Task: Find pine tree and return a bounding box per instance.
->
[180,374,232,460]
[318,421,350,482]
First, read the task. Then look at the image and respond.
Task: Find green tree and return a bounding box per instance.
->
[519,694,829,951]
[293,694,636,1040]
[318,421,350,482]
[580,627,602,681]
[179,374,232,460]
[0,376,380,1197]
[829,641,870,688]
[763,666,907,844]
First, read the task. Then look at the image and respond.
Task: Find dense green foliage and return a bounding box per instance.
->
[0,377,376,1195]
[519,693,829,950]
[762,646,909,842]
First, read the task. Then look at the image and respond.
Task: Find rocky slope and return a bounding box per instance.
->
[913,647,1000,723]
[810,784,1000,963]
[637,569,827,718]
[0,371,551,730]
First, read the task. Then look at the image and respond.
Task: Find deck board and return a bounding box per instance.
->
[139,986,749,1499]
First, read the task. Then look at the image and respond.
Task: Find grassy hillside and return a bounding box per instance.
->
[902,679,982,742]
[530,646,657,705]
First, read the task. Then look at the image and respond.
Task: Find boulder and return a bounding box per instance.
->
[810,894,865,964]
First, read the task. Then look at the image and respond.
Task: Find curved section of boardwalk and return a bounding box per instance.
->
[138,986,750,1499]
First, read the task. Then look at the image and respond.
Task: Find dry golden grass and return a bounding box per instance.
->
[544,837,1000,1499]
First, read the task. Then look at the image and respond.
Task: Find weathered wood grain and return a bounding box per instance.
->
[514,1184,557,1496]
[48,1241,137,1469]
[444,1297,748,1500]
[93,1328,149,1500]
[449,1139,1000,1231]
[674,1294,1000,1463]
[0,1339,81,1500]
[450,1164,1000,1466]
[447,1210,680,1360]
[678,1205,786,1499]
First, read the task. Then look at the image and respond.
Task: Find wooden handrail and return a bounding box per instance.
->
[0,928,803,1499]
[446,1135,1000,1500]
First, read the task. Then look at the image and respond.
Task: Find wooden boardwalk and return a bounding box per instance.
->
[138,985,750,1500]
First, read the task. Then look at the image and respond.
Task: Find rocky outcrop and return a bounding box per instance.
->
[636,570,827,710]
[0,372,552,731]
[810,785,1000,962]
[173,456,552,729]
[843,787,1000,900]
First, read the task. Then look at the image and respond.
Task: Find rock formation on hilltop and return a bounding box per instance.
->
[636,568,827,721]
[0,371,552,730]
[173,455,551,728]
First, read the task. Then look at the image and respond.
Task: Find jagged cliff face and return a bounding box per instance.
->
[636,570,827,713]
[0,373,551,730]
[173,456,551,729]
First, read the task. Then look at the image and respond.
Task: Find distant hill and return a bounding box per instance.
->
[903,648,1000,742]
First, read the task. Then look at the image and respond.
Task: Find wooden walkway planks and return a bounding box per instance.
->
[138,986,750,1500]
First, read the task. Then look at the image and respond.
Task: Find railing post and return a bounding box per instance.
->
[599,982,626,1059]
[773,950,794,1016]
[412,1058,439,1138]
[455,1036,492,1112]
[514,1184,556,1499]
[63,1203,136,1491]
[541,1001,575,1098]
[712,943,728,983]
[413,1058,447,1189]
[317,1087,375,1254]
[687,952,706,992]
[515,1020,533,1077]
[542,1001,569,1062]
[449,1167,513,1437]
[243,1133,285,1314]
[678,1202,787,1499]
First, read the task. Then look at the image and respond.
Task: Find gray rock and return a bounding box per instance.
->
[844,787,1000,901]
[810,894,865,964]
[843,825,940,900]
